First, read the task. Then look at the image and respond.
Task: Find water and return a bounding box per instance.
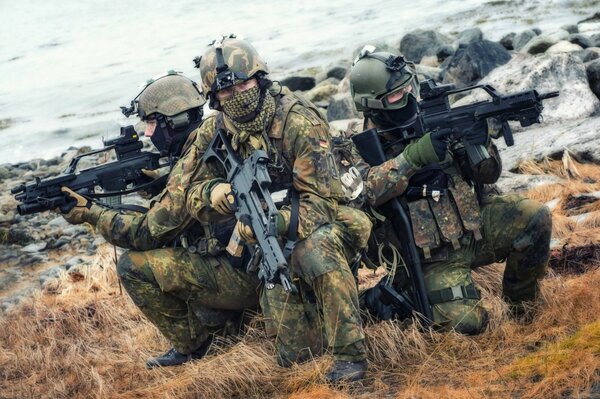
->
[1,0,597,164]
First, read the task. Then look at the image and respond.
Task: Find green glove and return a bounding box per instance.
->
[402,132,447,168]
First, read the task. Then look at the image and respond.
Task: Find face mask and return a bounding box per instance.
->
[222,85,276,136]
[151,110,202,157]
[371,94,419,130]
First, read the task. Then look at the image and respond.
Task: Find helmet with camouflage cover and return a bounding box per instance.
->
[350,45,418,113]
[195,35,269,108]
[137,71,206,120]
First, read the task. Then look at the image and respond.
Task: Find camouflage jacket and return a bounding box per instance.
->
[185,89,342,241]
[345,119,502,259]
[85,132,203,251]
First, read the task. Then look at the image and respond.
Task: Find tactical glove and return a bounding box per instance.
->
[210,183,235,215]
[138,168,166,199]
[60,187,94,225]
[233,218,256,244]
[402,132,447,168]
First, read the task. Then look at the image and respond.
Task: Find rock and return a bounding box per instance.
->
[578,21,600,36]
[326,92,359,122]
[304,83,339,103]
[39,266,63,286]
[455,53,600,123]
[562,24,579,34]
[496,117,600,176]
[532,28,542,35]
[496,172,564,194]
[0,211,14,224]
[22,242,47,253]
[548,29,570,42]
[48,216,69,228]
[590,33,600,47]
[399,29,452,63]
[456,28,483,47]
[500,32,516,50]
[0,166,10,180]
[51,235,72,249]
[280,76,315,92]
[65,256,84,270]
[329,118,362,135]
[546,41,583,54]
[326,66,348,81]
[442,40,511,88]
[513,30,537,51]
[436,45,454,63]
[575,48,600,63]
[420,55,439,67]
[62,225,89,237]
[415,64,443,82]
[520,35,558,54]
[587,59,600,99]
[568,34,592,49]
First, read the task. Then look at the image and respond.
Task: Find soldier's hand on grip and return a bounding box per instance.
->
[210,183,235,214]
[234,218,256,244]
[60,187,92,225]
[403,132,447,168]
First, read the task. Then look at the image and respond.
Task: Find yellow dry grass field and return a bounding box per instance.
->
[1,154,599,398]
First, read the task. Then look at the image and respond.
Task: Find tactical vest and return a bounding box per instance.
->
[406,164,482,261]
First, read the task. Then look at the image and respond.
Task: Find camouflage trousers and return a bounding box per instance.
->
[424,194,552,334]
[261,207,371,364]
[117,248,260,354]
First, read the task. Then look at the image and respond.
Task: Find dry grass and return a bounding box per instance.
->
[1,156,600,398]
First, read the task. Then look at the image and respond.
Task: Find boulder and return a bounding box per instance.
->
[415,64,443,82]
[500,32,516,50]
[532,28,542,35]
[513,30,537,51]
[568,33,592,48]
[546,41,584,54]
[326,92,359,122]
[399,30,452,63]
[456,28,483,48]
[442,40,511,88]
[520,35,558,54]
[562,24,579,34]
[304,83,339,103]
[547,29,570,42]
[436,45,454,63]
[591,33,600,47]
[280,76,315,92]
[420,55,440,68]
[587,59,600,99]
[326,66,348,81]
[575,48,600,63]
[455,53,600,124]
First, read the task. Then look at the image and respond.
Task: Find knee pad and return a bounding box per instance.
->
[512,205,552,263]
[433,300,489,335]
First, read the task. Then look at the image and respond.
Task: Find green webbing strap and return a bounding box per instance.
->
[428,284,480,304]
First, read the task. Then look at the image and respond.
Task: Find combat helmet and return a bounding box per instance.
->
[350,45,418,113]
[120,71,206,156]
[194,34,269,109]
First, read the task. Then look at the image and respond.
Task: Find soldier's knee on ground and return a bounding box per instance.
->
[432,300,488,335]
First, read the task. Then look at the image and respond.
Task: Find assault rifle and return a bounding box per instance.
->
[393,79,559,166]
[203,128,297,294]
[12,125,167,215]
[352,128,433,324]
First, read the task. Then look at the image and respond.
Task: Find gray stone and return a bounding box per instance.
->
[65,256,84,269]
[591,33,600,48]
[442,40,511,88]
[547,29,570,42]
[326,66,348,81]
[21,242,47,253]
[399,29,452,63]
[304,83,339,103]
[280,76,315,92]
[499,32,516,50]
[513,30,537,51]
[575,48,600,63]
[326,92,359,122]
[39,266,63,286]
[562,24,579,34]
[496,172,564,194]
[568,33,592,49]
[456,28,483,47]
[436,45,454,63]
[531,28,542,35]
[48,216,69,228]
[520,35,558,55]
[62,225,89,237]
[546,41,583,54]
[52,235,72,249]
[0,166,10,180]
[587,59,600,99]
[455,53,600,124]
[415,64,443,82]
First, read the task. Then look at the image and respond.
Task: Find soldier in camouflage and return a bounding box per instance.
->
[187,35,371,382]
[346,47,552,333]
[59,72,261,368]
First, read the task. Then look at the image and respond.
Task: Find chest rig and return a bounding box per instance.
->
[403,158,483,261]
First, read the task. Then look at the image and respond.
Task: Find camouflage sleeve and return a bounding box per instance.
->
[185,117,227,222]
[282,107,338,240]
[93,127,206,251]
[344,123,417,208]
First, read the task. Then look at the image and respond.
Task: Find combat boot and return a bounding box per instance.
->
[325,360,368,383]
[146,339,211,368]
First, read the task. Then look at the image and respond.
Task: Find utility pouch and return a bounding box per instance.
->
[428,194,463,250]
[407,199,441,259]
[448,179,483,241]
